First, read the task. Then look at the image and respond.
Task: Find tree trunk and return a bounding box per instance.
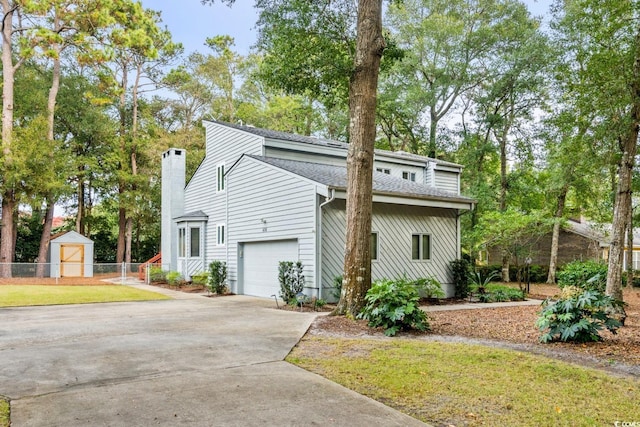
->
[547,185,568,284]
[0,1,16,278]
[36,34,62,278]
[334,0,384,317]
[626,202,634,288]
[35,199,55,278]
[605,28,640,324]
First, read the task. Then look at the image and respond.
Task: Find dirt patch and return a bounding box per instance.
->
[308,283,640,376]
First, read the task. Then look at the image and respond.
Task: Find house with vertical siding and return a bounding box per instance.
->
[161,120,474,300]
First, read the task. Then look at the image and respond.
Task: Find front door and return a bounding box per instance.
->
[60,244,84,277]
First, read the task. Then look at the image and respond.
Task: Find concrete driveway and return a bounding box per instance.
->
[0,286,425,426]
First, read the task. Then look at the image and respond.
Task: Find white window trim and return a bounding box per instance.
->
[216,224,226,246]
[217,163,226,192]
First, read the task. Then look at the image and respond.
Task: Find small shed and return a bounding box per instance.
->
[49,231,94,278]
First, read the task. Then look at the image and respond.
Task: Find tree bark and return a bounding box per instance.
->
[547,185,568,284]
[626,201,634,288]
[605,28,640,324]
[334,0,384,317]
[0,1,17,278]
[35,200,55,277]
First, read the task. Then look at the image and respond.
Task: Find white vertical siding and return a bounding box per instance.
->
[183,122,264,271]
[321,200,458,298]
[226,158,318,295]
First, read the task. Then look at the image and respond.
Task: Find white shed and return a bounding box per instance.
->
[49,231,94,278]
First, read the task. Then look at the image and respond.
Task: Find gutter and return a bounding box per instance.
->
[317,188,336,300]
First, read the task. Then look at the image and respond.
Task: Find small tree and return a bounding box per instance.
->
[450,259,472,299]
[278,261,305,303]
[208,260,228,294]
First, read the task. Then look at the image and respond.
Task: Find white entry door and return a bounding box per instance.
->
[242,240,298,298]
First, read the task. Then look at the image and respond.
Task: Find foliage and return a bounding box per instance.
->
[483,283,525,302]
[190,271,209,286]
[358,277,430,336]
[477,264,549,284]
[166,271,183,286]
[450,259,472,299]
[208,261,228,294]
[556,260,607,292]
[278,261,305,303]
[330,275,343,301]
[536,286,623,343]
[414,277,445,299]
[149,266,167,283]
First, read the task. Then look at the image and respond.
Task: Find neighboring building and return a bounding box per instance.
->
[49,231,95,278]
[161,121,474,299]
[482,219,609,267]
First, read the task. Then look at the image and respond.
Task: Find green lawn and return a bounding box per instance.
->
[288,338,640,426]
[0,285,170,307]
[0,397,8,427]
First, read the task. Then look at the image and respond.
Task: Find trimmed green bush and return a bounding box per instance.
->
[166,271,183,286]
[149,266,167,283]
[208,260,228,294]
[557,260,607,292]
[190,271,209,286]
[536,286,623,343]
[278,261,305,303]
[450,259,471,299]
[358,277,429,336]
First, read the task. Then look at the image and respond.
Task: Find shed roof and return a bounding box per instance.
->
[50,230,93,244]
[244,155,475,206]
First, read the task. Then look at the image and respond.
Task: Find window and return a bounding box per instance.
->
[371,232,379,261]
[217,163,225,192]
[178,228,186,257]
[411,234,431,260]
[216,224,226,246]
[190,227,200,257]
[402,171,416,182]
[376,167,390,174]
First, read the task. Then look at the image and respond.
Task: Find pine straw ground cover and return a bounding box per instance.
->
[288,283,640,426]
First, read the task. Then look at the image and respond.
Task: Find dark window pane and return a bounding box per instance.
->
[412,235,420,260]
[422,235,431,260]
[190,227,200,257]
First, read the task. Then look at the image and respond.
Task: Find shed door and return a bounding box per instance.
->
[61,244,84,277]
[242,240,298,298]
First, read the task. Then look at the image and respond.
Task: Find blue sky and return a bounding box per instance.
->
[140,1,259,55]
[140,1,552,56]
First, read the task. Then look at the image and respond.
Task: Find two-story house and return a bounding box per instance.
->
[161,120,474,300]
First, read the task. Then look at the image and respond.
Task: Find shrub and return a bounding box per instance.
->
[191,271,209,286]
[278,261,305,303]
[535,286,623,343]
[414,276,445,299]
[330,275,343,301]
[476,264,549,283]
[358,277,429,337]
[208,260,228,294]
[149,266,167,283]
[557,260,607,292]
[450,259,471,299]
[166,271,182,286]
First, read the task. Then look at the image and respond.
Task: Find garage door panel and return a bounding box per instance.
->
[243,240,298,298]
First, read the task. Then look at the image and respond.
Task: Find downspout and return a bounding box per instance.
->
[317,188,336,300]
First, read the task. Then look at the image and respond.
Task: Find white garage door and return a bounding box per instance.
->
[242,239,299,298]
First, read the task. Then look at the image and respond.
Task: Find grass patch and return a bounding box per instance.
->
[288,338,640,426]
[0,285,170,307]
[0,397,8,427]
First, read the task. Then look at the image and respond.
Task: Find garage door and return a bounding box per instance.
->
[242,240,299,298]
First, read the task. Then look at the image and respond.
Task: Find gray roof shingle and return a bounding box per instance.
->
[207,120,462,169]
[246,155,475,205]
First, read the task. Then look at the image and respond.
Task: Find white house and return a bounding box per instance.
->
[161,120,475,299]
